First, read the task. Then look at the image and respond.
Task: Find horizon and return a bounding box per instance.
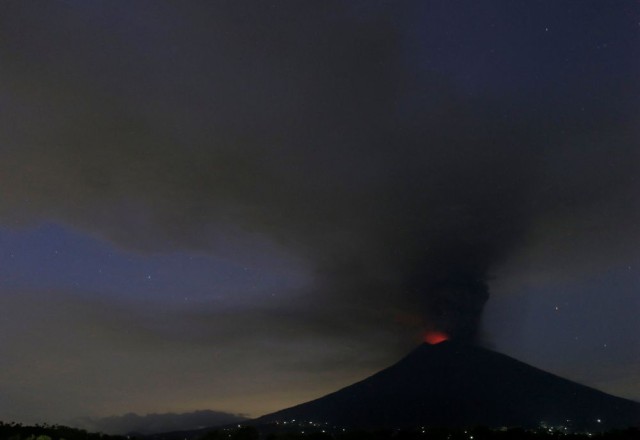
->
[68,341,640,435]
[40,336,640,434]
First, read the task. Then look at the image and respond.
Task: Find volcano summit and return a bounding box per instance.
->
[255,342,640,431]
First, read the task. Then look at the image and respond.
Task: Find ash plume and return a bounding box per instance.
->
[0,1,638,342]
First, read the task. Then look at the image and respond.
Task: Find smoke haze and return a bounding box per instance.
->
[1,1,638,341]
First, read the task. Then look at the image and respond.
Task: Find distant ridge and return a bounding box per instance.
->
[254,342,640,430]
[75,410,247,435]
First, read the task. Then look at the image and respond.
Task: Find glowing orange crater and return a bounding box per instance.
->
[424,331,449,345]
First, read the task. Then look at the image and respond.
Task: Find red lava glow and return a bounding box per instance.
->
[424,331,450,345]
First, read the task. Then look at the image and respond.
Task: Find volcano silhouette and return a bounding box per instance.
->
[255,342,640,430]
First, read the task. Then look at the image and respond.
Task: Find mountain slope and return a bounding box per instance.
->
[255,342,640,430]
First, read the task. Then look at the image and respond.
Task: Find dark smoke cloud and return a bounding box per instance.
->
[0,1,638,341]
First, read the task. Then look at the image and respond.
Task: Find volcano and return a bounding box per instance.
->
[254,342,640,430]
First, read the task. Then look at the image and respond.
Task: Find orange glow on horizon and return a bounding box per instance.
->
[424,331,449,345]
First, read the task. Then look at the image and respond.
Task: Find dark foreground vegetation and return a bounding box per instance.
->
[2,422,638,440]
[0,422,127,440]
[150,424,640,440]
[194,425,640,440]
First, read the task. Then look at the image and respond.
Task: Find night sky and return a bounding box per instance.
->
[1,0,639,428]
